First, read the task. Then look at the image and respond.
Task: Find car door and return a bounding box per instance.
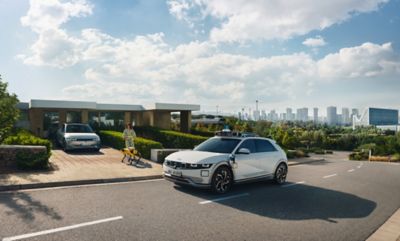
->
[233,139,265,181]
[255,139,281,175]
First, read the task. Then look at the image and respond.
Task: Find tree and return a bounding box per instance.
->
[0,75,19,143]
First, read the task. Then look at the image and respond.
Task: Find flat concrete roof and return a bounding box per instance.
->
[146,103,200,111]
[24,99,199,112]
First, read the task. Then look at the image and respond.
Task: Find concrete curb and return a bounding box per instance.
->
[288,158,325,166]
[367,208,400,241]
[0,175,163,192]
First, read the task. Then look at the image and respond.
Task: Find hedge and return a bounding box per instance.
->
[3,130,52,159]
[98,130,163,159]
[2,130,52,169]
[135,126,208,149]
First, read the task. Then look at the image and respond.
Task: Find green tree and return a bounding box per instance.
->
[0,75,19,143]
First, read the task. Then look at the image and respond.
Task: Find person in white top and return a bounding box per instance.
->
[123,122,136,149]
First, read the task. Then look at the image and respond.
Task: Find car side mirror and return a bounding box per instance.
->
[237,148,250,155]
[229,153,235,162]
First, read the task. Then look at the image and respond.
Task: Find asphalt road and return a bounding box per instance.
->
[0,159,399,241]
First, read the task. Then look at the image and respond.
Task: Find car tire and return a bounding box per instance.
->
[211,166,233,194]
[62,139,68,152]
[274,163,287,185]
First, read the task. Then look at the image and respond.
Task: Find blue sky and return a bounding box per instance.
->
[1,0,400,115]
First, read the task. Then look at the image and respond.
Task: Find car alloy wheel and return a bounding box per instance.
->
[274,163,287,184]
[212,166,232,194]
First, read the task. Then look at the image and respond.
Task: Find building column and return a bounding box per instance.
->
[29,108,43,137]
[59,110,66,124]
[180,111,191,133]
[82,110,89,124]
[124,111,132,126]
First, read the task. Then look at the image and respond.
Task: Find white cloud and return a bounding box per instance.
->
[303,36,327,47]
[168,0,389,42]
[19,0,400,110]
[318,42,400,79]
[21,0,93,33]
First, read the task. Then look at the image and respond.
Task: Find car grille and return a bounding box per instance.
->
[165,160,187,169]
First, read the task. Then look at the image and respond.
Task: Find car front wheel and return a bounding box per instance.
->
[274,163,287,184]
[211,166,233,194]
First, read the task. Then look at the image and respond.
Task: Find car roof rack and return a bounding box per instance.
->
[214,130,258,137]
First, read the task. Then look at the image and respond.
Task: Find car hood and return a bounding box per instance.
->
[165,150,229,164]
[64,133,99,139]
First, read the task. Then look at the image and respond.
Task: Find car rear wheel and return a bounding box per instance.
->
[274,163,287,184]
[211,166,233,194]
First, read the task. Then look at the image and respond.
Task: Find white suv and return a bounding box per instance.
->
[163,136,288,193]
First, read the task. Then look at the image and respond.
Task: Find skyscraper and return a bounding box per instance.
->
[296,108,309,122]
[342,108,350,126]
[286,108,293,121]
[327,106,337,125]
[313,108,318,123]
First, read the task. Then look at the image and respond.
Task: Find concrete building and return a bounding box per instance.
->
[296,108,309,122]
[342,108,350,126]
[327,106,337,126]
[313,108,318,123]
[16,99,200,138]
[286,108,294,121]
[353,107,399,129]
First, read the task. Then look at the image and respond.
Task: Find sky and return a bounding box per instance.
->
[1,0,400,115]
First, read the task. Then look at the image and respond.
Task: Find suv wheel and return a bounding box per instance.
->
[274,163,287,184]
[211,166,233,194]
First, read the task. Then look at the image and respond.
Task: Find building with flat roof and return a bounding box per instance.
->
[16,99,200,138]
[353,107,399,129]
[327,106,337,126]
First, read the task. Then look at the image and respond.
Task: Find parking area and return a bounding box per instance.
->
[0,147,163,188]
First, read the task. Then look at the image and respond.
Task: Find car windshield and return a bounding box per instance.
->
[66,124,93,133]
[194,138,241,154]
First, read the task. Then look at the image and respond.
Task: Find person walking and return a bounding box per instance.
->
[123,122,136,149]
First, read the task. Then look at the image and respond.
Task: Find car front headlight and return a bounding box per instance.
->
[187,163,212,169]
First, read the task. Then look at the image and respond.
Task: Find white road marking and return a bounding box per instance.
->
[282,181,306,188]
[323,174,337,179]
[348,169,355,172]
[199,193,250,205]
[2,216,123,241]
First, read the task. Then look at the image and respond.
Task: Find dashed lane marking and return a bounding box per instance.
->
[323,174,337,179]
[199,193,250,205]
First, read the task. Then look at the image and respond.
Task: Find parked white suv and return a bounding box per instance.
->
[163,135,288,193]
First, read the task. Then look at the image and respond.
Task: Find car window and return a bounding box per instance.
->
[194,138,241,154]
[255,139,277,152]
[237,139,256,154]
[66,124,93,133]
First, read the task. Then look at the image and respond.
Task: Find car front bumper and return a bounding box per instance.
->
[163,165,212,188]
[65,140,101,150]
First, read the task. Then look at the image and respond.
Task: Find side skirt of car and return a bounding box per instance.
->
[234,173,274,184]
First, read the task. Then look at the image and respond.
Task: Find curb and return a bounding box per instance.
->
[0,175,163,192]
[367,208,400,241]
[288,158,325,166]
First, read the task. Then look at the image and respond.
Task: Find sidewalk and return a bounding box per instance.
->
[367,208,400,241]
[0,148,324,192]
[0,147,163,191]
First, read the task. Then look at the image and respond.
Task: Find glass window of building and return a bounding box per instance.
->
[88,111,100,130]
[18,110,29,121]
[43,112,59,138]
[66,111,82,123]
[100,112,124,130]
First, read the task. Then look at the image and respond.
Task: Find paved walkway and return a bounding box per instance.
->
[0,147,163,190]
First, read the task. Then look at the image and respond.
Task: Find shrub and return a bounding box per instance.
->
[325,150,333,154]
[3,130,52,159]
[369,156,390,162]
[135,126,208,149]
[391,153,400,162]
[285,149,308,159]
[99,130,163,159]
[349,151,368,160]
[16,150,49,170]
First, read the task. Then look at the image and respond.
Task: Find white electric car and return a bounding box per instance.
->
[163,135,288,193]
